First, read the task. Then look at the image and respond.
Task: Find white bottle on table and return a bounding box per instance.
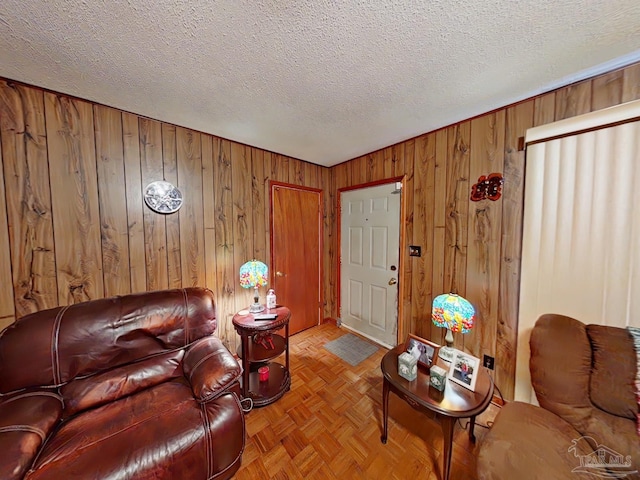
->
[266,289,277,310]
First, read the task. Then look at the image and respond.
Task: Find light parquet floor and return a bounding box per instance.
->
[233,323,500,480]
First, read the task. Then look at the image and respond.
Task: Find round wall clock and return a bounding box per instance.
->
[144,181,183,214]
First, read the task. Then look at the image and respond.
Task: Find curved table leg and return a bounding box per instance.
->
[241,334,250,399]
[469,414,477,442]
[441,415,455,480]
[381,377,390,443]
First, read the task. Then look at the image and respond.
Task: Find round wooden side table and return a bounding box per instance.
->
[232,306,291,407]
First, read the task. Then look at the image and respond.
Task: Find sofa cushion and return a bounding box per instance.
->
[478,401,592,480]
[587,325,637,420]
[25,380,244,480]
[60,350,185,417]
[530,314,593,430]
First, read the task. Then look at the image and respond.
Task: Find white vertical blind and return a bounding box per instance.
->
[516,100,640,403]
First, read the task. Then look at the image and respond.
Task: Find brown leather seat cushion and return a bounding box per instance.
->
[26,380,244,480]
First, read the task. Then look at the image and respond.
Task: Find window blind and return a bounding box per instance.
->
[516,99,640,403]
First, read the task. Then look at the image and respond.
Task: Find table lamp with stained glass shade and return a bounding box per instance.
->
[239,260,269,313]
[431,293,476,362]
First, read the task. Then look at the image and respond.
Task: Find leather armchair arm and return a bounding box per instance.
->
[0,390,63,480]
[183,336,242,403]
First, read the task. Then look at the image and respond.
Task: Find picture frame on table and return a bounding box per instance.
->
[447,350,481,391]
[404,334,440,370]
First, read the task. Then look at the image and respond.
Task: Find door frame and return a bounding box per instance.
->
[270,180,324,330]
[337,176,407,346]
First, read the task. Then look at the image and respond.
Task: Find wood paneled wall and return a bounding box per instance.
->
[0,62,638,399]
[0,80,330,354]
[327,62,640,399]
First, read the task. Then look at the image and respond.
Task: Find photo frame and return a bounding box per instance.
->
[447,350,481,391]
[404,334,440,369]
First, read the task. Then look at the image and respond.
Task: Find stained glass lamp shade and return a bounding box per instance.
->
[432,293,476,361]
[239,260,269,313]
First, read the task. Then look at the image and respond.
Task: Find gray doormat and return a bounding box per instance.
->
[323,333,379,366]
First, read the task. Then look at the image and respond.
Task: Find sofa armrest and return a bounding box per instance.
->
[183,336,242,403]
[0,390,63,480]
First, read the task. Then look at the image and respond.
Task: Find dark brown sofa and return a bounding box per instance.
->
[478,314,640,479]
[0,287,245,480]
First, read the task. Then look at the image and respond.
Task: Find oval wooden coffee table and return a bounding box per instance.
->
[380,344,494,480]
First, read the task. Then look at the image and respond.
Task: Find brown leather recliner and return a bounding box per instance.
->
[0,287,245,480]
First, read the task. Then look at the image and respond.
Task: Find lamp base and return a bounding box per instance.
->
[249,302,265,313]
[438,327,456,362]
[438,346,456,362]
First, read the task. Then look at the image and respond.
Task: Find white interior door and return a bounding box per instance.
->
[340,183,400,348]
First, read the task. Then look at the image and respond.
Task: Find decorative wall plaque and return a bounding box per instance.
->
[471,173,503,202]
[144,181,183,214]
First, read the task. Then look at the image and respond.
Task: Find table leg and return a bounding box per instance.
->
[241,334,250,399]
[285,323,290,391]
[381,378,390,443]
[441,416,455,480]
[469,415,477,442]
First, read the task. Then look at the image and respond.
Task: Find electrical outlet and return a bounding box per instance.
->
[483,354,494,370]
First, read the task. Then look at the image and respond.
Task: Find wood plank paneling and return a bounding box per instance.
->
[201,134,217,296]
[592,70,623,111]
[410,135,434,339]
[533,92,556,127]
[292,156,303,185]
[251,148,268,263]
[0,120,15,329]
[622,63,640,102]
[0,82,56,316]
[275,154,289,184]
[368,149,381,181]
[213,138,237,351]
[350,156,367,185]
[555,79,592,120]
[230,143,253,314]
[323,164,336,320]
[162,123,181,288]
[401,139,415,341]
[45,93,103,304]
[139,118,168,291]
[466,112,505,357]
[122,112,147,292]
[444,122,471,301]
[430,128,449,342]
[94,105,131,296]
[497,100,534,399]
[177,127,204,287]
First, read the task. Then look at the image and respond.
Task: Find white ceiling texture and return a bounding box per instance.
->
[1,1,639,167]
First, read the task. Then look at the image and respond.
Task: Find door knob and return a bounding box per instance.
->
[388,278,397,285]
[276,271,285,277]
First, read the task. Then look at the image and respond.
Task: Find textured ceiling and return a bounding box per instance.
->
[1,1,639,167]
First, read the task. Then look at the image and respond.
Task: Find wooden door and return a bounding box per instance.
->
[340,183,400,347]
[271,183,322,335]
